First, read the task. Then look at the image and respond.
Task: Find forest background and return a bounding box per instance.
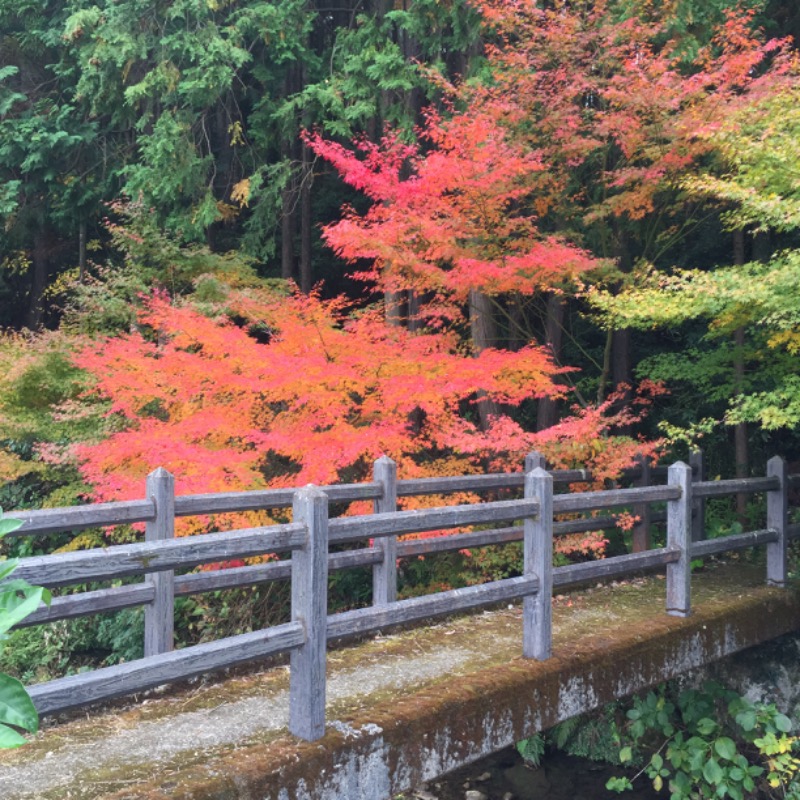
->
[1,0,800,679]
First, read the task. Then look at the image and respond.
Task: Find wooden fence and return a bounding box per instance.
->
[3,453,796,741]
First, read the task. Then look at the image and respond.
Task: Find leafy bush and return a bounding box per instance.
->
[607,681,800,800]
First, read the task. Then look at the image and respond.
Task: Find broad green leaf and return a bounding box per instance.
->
[0,515,22,536]
[735,710,757,732]
[696,717,717,736]
[703,758,723,784]
[651,753,664,771]
[774,714,792,733]
[0,724,29,749]
[0,673,38,734]
[714,737,736,761]
[0,586,48,636]
[0,560,19,581]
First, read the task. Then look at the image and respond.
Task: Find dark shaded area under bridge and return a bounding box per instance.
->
[1,562,798,800]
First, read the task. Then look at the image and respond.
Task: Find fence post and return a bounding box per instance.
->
[766,456,787,587]
[523,466,553,660]
[666,461,692,617]
[372,456,398,606]
[631,455,651,553]
[525,451,546,472]
[289,485,329,741]
[144,468,175,657]
[690,449,706,542]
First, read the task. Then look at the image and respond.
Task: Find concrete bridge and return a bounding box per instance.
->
[2,563,798,800]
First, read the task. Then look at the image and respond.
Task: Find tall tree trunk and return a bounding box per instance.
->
[536,294,565,431]
[507,294,526,351]
[78,219,87,283]
[597,328,613,404]
[407,289,423,332]
[598,224,633,407]
[299,145,313,293]
[281,68,300,282]
[611,226,633,415]
[26,227,50,330]
[384,287,405,328]
[281,171,296,281]
[469,289,500,430]
[733,229,749,525]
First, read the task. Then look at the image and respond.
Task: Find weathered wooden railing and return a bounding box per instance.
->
[2,453,795,741]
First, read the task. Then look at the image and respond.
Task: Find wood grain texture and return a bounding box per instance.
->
[173,482,380,517]
[18,584,155,627]
[145,468,175,658]
[173,549,382,596]
[553,485,680,514]
[690,529,777,559]
[524,468,553,660]
[327,576,539,640]
[7,500,155,536]
[372,457,398,605]
[692,476,779,498]
[328,498,540,544]
[28,622,304,717]
[554,548,679,590]
[525,451,546,472]
[767,456,788,587]
[289,486,329,741]
[666,462,692,617]
[13,523,306,587]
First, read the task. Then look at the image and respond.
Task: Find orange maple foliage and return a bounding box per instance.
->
[71,287,660,554]
[306,109,598,321]
[310,2,793,309]
[73,288,560,531]
[471,0,794,225]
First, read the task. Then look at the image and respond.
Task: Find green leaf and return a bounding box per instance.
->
[714,737,736,761]
[0,724,29,748]
[735,710,757,732]
[0,673,38,734]
[651,753,664,771]
[606,776,633,793]
[697,717,718,736]
[703,758,724,784]
[728,767,744,781]
[0,586,48,636]
[0,513,23,536]
[774,714,792,733]
[619,746,633,763]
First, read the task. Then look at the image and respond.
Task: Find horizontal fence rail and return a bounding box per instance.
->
[1,452,794,740]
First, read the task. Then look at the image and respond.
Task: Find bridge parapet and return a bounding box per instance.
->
[3,453,796,741]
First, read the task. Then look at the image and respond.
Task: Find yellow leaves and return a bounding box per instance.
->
[0,251,31,276]
[43,268,81,301]
[216,202,240,222]
[228,122,245,148]
[0,450,40,483]
[54,531,105,553]
[767,330,800,355]
[230,177,250,207]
